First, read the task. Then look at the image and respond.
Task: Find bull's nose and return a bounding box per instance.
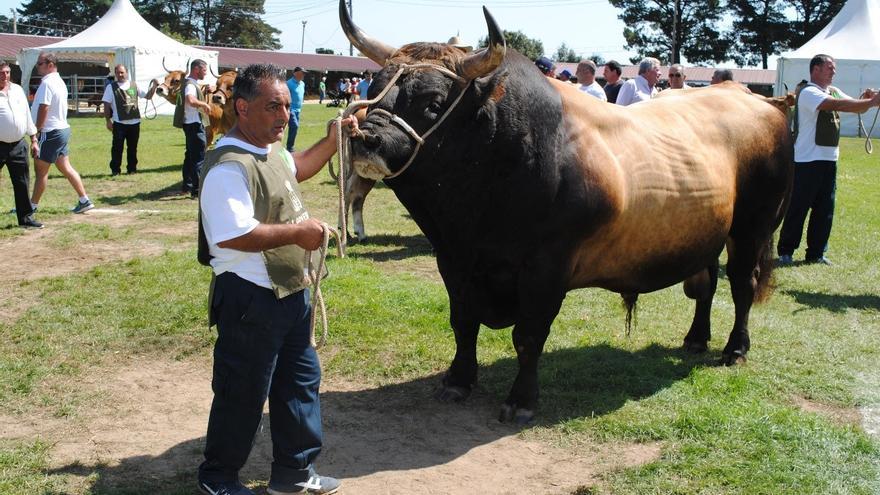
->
[363,132,382,150]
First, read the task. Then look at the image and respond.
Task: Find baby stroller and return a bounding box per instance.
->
[326,90,344,108]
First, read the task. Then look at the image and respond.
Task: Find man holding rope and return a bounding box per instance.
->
[777,54,880,265]
[196,63,356,495]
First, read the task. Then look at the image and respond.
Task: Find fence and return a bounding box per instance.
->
[29,74,109,114]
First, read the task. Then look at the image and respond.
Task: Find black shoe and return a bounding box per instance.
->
[111,171,121,176]
[126,169,137,174]
[777,254,793,265]
[268,474,340,495]
[197,479,255,495]
[19,217,44,229]
[805,256,832,265]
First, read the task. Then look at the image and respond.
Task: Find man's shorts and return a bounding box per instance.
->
[36,127,71,163]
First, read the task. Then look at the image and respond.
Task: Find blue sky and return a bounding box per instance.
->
[1,0,639,62]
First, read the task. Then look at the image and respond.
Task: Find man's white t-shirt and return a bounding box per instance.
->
[31,72,69,131]
[183,78,202,124]
[794,83,849,163]
[101,80,146,125]
[579,81,607,101]
[200,136,298,289]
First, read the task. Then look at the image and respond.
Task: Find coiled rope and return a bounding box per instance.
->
[859,106,880,154]
[306,223,342,348]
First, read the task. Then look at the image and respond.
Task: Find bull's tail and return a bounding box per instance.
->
[754,235,776,304]
[621,292,638,335]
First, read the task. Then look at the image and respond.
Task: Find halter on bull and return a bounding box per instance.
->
[340,1,793,423]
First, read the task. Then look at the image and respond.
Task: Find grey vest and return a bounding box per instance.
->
[111,81,140,121]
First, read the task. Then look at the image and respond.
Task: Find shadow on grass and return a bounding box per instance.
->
[346,233,434,261]
[46,343,705,493]
[783,289,880,313]
[101,182,194,206]
[80,163,183,181]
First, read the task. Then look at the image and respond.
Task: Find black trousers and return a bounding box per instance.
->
[183,122,206,193]
[0,139,34,223]
[109,122,140,174]
[778,160,837,260]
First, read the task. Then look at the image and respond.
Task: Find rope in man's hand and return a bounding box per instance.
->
[305,222,342,348]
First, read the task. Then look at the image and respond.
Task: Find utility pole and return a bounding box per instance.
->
[671,0,680,64]
[348,0,353,56]
[11,9,17,34]
[301,20,307,53]
[204,0,211,45]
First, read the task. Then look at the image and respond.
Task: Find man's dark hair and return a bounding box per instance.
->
[190,59,207,71]
[232,63,287,115]
[714,69,734,82]
[39,52,58,66]
[605,60,622,76]
[810,54,833,73]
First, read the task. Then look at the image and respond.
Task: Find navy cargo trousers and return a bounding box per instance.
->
[198,272,323,487]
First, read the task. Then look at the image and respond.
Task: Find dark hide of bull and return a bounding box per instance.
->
[341,1,793,424]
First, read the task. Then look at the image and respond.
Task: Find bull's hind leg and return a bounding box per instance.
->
[682,258,720,353]
[722,236,772,365]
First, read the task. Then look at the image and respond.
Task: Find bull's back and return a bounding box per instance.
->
[552,83,788,292]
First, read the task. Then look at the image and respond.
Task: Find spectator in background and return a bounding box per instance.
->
[285,66,306,152]
[319,76,327,104]
[356,71,372,100]
[342,78,352,104]
[667,64,690,89]
[535,56,556,78]
[603,60,623,104]
[0,61,42,228]
[711,69,734,84]
[557,69,573,83]
[576,60,606,101]
[30,51,95,213]
[616,57,660,106]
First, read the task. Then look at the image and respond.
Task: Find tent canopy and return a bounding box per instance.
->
[17,0,217,114]
[775,0,880,135]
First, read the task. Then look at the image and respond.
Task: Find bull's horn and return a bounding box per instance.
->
[162,56,172,72]
[458,7,506,80]
[339,0,395,65]
[209,65,220,78]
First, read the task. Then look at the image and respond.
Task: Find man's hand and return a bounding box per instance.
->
[105,120,113,132]
[293,218,327,251]
[30,139,39,159]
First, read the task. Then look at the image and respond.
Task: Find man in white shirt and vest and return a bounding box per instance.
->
[196,63,356,495]
[777,54,880,265]
[30,51,94,214]
[102,64,149,175]
[0,61,42,228]
[175,59,212,198]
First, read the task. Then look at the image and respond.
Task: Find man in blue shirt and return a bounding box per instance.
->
[356,71,372,100]
[285,66,306,152]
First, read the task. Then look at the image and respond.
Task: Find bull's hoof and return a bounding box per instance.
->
[682,340,709,354]
[434,384,471,403]
[720,350,747,366]
[498,403,535,425]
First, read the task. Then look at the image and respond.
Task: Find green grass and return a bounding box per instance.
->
[1,108,879,493]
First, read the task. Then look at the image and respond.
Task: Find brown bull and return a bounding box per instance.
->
[340,1,794,424]
[203,70,238,146]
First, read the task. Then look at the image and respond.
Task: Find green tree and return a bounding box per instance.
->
[16,0,110,36]
[554,43,580,63]
[610,0,729,64]
[785,0,845,48]
[139,0,280,49]
[478,30,544,61]
[588,53,606,65]
[728,0,790,69]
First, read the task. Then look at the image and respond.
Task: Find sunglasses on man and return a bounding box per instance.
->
[669,73,682,78]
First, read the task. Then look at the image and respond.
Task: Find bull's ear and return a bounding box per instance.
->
[472,69,508,140]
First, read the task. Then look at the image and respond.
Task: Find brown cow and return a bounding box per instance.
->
[203,70,238,146]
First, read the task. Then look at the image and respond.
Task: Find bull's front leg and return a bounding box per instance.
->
[499,313,557,425]
[435,302,480,403]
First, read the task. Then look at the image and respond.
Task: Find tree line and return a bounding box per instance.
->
[8,0,281,50]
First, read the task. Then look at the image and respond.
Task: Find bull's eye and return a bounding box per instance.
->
[425,101,442,119]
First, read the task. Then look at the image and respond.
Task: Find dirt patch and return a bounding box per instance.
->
[2,358,659,494]
[0,208,194,321]
[791,396,863,427]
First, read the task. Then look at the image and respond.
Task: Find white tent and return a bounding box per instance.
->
[16,0,218,115]
[775,0,880,136]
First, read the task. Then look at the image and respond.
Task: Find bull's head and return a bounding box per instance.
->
[209,70,237,106]
[340,0,505,180]
[155,69,187,105]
